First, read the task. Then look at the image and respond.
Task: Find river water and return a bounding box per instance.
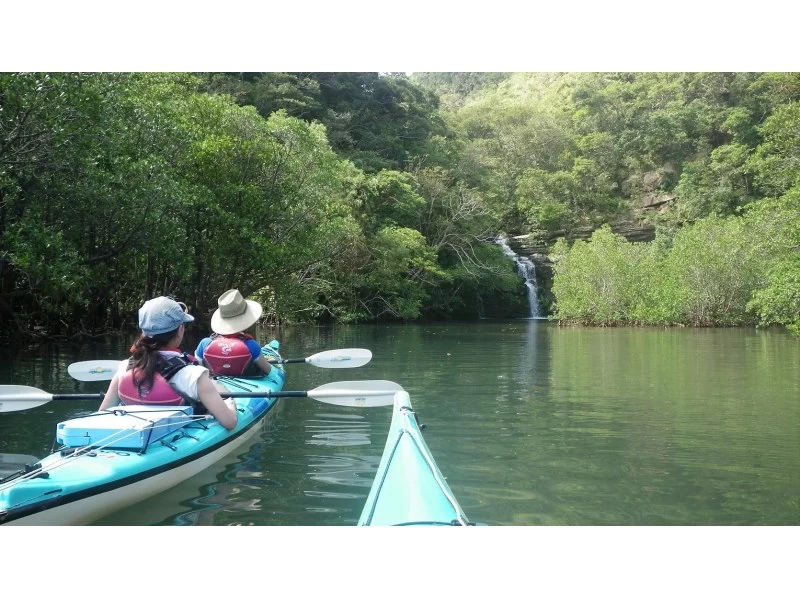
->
[1,321,798,526]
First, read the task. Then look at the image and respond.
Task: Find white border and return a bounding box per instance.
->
[2,2,794,71]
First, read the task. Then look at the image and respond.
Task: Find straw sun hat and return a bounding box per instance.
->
[210,289,263,335]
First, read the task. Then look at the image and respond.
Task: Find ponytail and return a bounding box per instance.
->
[129,329,179,391]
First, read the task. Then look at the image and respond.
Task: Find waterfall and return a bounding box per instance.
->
[496,236,541,318]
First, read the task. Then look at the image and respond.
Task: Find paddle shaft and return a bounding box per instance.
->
[50,393,106,401]
[31,390,384,401]
[0,379,400,411]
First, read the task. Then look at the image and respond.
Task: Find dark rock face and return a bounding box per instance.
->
[504,221,656,315]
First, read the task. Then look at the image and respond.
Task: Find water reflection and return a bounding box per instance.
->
[2,322,800,526]
[306,454,376,490]
[304,412,371,447]
[299,409,380,521]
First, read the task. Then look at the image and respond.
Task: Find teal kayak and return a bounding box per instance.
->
[358,390,471,526]
[0,341,286,526]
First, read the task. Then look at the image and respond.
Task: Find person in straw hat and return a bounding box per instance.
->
[194,289,273,377]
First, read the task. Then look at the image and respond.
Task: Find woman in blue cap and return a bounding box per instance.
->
[99,296,238,430]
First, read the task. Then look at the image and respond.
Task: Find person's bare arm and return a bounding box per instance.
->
[99,375,122,410]
[254,354,272,375]
[196,371,238,430]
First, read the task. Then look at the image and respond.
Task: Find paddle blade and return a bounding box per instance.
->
[304,348,373,369]
[68,360,122,381]
[0,385,54,412]
[307,379,402,407]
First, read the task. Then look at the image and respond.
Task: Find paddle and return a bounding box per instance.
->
[0,380,402,413]
[67,360,122,382]
[279,348,372,368]
[67,348,373,382]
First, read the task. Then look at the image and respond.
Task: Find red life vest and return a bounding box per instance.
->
[202,333,260,376]
[118,353,197,406]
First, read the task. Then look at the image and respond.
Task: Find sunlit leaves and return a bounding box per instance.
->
[551,226,654,326]
[552,217,770,328]
[744,190,800,333]
[360,226,443,319]
[673,143,752,220]
[355,170,426,233]
[661,216,764,326]
[747,102,800,197]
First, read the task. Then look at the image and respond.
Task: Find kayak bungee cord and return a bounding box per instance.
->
[0,415,216,520]
[0,417,208,489]
[214,376,257,391]
[0,412,214,493]
[0,414,223,519]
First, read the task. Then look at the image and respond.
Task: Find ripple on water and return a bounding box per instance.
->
[304,412,372,447]
[306,453,379,489]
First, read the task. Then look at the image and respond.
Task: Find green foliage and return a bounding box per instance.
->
[552,216,769,328]
[516,169,576,232]
[747,102,800,197]
[0,73,366,333]
[551,226,655,325]
[721,107,757,145]
[354,170,426,233]
[214,72,448,173]
[324,225,444,322]
[424,242,529,319]
[203,72,323,121]
[673,142,752,220]
[659,216,764,326]
[743,190,800,333]
[4,71,800,336]
[0,73,194,332]
[411,72,509,107]
[175,102,362,318]
[748,254,800,334]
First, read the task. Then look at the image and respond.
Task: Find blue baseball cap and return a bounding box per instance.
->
[138,296,194,337]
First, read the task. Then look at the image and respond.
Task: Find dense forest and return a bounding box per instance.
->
[1,72,799,338]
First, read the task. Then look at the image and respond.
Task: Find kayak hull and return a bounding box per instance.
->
[0,342,286,526]
[358,391,469,526]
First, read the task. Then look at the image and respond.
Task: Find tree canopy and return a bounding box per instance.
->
[2,71,800,337]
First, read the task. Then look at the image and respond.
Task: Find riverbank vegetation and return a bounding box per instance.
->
[1,72,799,337]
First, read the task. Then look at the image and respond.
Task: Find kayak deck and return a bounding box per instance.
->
[358,391,470,526]
[0,342,286,526]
